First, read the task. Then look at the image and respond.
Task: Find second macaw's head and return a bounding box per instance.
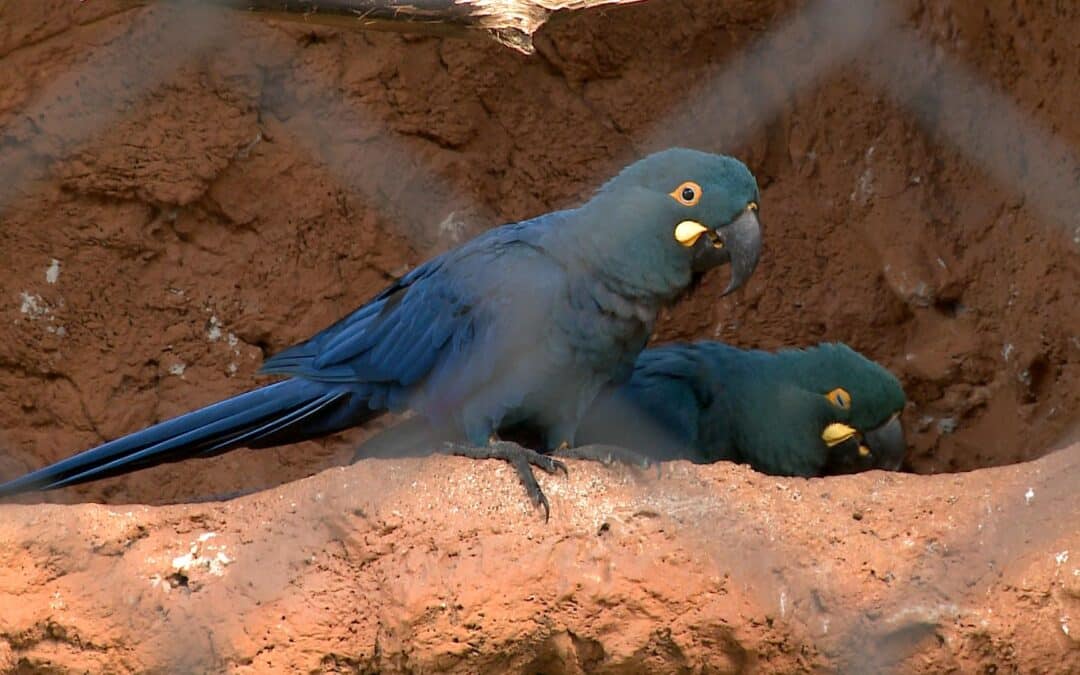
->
[574,147,763,299]
[725,342,908,476]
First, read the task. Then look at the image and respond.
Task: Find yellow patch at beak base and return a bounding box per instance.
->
[674,220,709,247]
[822,422,857,447]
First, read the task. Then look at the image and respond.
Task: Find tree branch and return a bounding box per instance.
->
[141,1,649,54]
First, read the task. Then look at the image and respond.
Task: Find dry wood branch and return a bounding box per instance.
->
[133,1,649,53]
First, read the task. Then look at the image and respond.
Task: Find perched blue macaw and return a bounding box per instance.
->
[0,148,762,514]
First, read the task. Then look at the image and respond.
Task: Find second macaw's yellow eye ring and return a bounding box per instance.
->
[826,387,852,409]
[670,181,702,206]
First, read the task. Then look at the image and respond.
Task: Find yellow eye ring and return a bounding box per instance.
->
[826,387,852,409]
[747,201,758,211]
[670,181,702,206]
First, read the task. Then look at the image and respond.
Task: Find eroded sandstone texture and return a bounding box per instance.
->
[2,446,1078,672]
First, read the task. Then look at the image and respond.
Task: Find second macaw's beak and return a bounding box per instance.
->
[683,207,763,294]
[822,413,907,474]
[861,413,906,471]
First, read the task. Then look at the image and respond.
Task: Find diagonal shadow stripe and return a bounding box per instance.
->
[860,26,1080,241]
[0,3,230,215]
[645,0,899,153]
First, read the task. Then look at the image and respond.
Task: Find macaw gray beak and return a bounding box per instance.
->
[689,207,762,294]
[823,412,906,474]
[862,413,906,471]
[718,207,763,295]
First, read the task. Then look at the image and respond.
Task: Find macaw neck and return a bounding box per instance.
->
[543,199,694,304]
[770,346,835,386]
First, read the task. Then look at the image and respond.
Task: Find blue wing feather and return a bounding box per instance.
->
[0,212,573,497]
[260,214,566,404]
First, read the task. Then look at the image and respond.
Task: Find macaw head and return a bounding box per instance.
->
[720,342,907,476]
[580,147,763,297]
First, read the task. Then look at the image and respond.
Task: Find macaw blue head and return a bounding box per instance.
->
[581,148,763,296]
[718,342,907,475]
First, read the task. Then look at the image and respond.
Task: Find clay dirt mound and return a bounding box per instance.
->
[1,447,1078,673]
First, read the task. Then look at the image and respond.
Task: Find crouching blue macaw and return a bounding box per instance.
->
[574,341,907,476]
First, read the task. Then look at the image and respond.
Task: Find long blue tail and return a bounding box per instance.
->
[0,378,378,497]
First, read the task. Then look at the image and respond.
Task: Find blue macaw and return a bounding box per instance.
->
[575,341,908,476]
[0,148,763,514]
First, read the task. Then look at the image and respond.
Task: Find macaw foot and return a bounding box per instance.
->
[442,441,568,521]
[552,443,661,479]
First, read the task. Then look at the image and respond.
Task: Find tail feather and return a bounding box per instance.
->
[0,379,371,498]
[199,391,347,456]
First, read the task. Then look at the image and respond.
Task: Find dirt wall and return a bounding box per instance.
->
[2,447,1078,673]
[0,0,1076,505]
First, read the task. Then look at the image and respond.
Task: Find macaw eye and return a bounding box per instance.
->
[826,387,852,409]
[670,181,702,206]
[747,201,759,211]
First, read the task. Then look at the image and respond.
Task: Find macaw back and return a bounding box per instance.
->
[576,343,744,463]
